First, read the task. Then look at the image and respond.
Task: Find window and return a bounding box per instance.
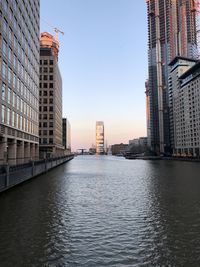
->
[50,60,53,65]
[43,83,48,88]
[2,61,7,78]
[4,1,8,13]
[13,54,17,69]
[8,68,12,83]
[3,39,7,56]
[2,106,5,123]
[8,47,12,62]
[8,88,11,104]
[43,106,47,112]
[49,91,53,96]
[13,92,16,106]
[8,27,12,42]
[49,75,53,80]
[13,73,16,87]
[43,67,48,73]
[12,111,15,127]
[3,19,8,33]
[2,83,6,100]
[49,99,53,104]
[49,83,53,88]
[49,67,53,73]
[7,108,10,125]
[44,60,48,65]
[43,75,48,80]
[9,9,13,21]
[14,36,17,50]
[49,130,53,135]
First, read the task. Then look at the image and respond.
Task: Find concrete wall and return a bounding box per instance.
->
[0,155,74,193]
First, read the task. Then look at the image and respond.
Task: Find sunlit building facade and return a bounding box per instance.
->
[96,121,104,154]
[39,32,64,158]
[0,0,40,165]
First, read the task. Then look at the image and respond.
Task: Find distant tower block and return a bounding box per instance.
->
[96,121,105,155]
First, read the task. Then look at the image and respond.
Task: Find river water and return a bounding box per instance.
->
[1,156,200,266]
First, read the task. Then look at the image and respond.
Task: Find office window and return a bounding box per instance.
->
[12,111,15,127]
[2,61,7,79]
[8,47,12,62]
[2,83,6,100]
[2,106,5,123]
[3,39,7,56]
[8,88,11,104]
[7,108,10,125]
[3,19,8,33]
[4,1,8,13]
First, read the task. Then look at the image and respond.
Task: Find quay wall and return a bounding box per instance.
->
[0,155,74,193]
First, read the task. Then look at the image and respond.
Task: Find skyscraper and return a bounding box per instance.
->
[39,32,64,158]
[146,0,198,155]
[96,121,104,155]
[0,0,40,165]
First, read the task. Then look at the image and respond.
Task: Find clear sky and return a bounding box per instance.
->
[40,0,148,151]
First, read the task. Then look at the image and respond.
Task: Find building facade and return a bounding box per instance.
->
[168,56,197,154]
[171,60,200,157]
[62,118,71,153]
[39,32,64,158]
[111,143,128,156]
[0,0,40,165]
[146,0,198,155]
[96,121,104,154]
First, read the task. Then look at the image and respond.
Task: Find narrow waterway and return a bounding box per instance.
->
[1,155,200,266]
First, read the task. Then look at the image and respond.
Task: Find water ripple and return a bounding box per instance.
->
[1,156,200,266]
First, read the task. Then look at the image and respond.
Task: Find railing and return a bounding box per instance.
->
[0,154,74,193]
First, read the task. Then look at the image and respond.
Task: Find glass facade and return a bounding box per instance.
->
[0,0,40,164]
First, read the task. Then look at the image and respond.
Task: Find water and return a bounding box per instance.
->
[1,156,200,266]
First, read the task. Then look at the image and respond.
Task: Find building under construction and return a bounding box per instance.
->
[146,0,199,155]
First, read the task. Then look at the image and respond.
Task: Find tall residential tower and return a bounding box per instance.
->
[0,0,40,165]
[146,0,198,154]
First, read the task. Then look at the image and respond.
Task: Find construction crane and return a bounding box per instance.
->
[53,28,64,42]
[41,18,64,42]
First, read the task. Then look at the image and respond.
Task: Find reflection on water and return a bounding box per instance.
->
[0,156,200,266]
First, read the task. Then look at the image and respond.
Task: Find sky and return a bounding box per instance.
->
[40,0,148,151]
